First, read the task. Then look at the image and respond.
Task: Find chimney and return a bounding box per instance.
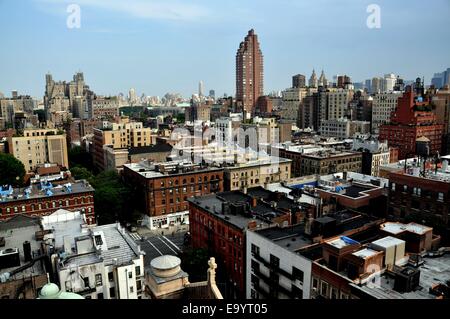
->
[251,197,258,208]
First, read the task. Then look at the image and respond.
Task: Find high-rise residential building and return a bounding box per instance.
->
[7,129,69,172]
[371,91,403,134]
[199,81,204,97]
[431,68,450,89]
[128,88,138,105]
[44,72,92,125]
[92,119,154,171]
[281,87,314,122]
[371,77,384,94]
[384,73,397,92]
[365,79,372,92]
[309,69,318,88]
[292,74,306,88]
[326,89,353,120]
[236,29,264,115]
[379,84,444,160]
[432,85,450,154]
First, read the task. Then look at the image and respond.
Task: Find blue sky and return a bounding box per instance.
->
[0,0,449,98]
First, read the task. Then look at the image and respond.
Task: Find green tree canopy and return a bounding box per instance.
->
[90,170,134,225]
[69,146,94,172]
[0,153,26,187]
[71,166,94,181]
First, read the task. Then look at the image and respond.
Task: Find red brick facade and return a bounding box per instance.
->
[379,89,443,160]
[123,166,224,218]
[0,191,95,224]
[189,203,246,298]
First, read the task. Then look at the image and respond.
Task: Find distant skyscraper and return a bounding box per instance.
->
[236,29,264,115]
[199,81,204,97]
[384,73,397,92]
[209,90,216,99]
[128,88,137,105]
[292,74,306,88]
[431,68,450,89]
[318,70,328,87]
[309,69,318,88]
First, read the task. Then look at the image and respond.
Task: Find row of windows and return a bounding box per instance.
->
[158,175,221,187]
[0,198,93,215]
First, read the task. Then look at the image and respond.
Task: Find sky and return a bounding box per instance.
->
[0,0,449,99]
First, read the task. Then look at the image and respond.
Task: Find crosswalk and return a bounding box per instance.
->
[129,232,142,241]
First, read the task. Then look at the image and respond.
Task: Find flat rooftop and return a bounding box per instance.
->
[254,224,313,253]
[381,222,432,235]
[352,248,379,259]
[124,160,222,179]
[352,254,450,299]
[0,180,94,204]
[55,222,142,269]
[0,215,45,278]
[188,190,287,230]
[371,236,405,248]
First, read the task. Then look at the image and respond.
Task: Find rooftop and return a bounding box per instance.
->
[255,224,313,253]
[188,189,292,230]
[381,222,432,236]
[351,254,450,299]
[124,160,222,179]
[0,180,94,204]
[0,215,45,279]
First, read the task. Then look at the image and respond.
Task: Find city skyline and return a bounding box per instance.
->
[0,0,449,98]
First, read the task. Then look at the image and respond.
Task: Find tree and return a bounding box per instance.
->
[90,170,135,225]
[71,166,94,181]
[180,248,209,282]
[69,146,94,172]
[0,153,26,187]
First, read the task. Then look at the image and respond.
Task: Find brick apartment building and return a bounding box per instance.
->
[123,160,224,229]
[0,180,95,224]
[379,84,444,160]
[188,187,305,299]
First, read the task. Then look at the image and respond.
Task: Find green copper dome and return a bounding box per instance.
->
[38,283,84,299]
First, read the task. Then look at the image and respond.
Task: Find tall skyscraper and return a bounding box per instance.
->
[199,81,204,97]
[309,69,318,88]
[236,29,264,115]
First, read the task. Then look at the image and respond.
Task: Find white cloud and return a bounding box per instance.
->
[34,0,210,21]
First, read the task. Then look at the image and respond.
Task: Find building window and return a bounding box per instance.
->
[270,254,280,268]
[108,272,114,282]
[292,267,304,284]
[137,280,142,291]
[135,266,141,276]
[97,293,104,299]
[130,286,134,293]
[128,271,133,279]
[291,284,303,299]
[95,274,102,286]
[320,281,329,297]
[251,244,260,256]
[109,287,116,298]
[83,277,90,288]
[438,192,444,202]
[95,235,103,246]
